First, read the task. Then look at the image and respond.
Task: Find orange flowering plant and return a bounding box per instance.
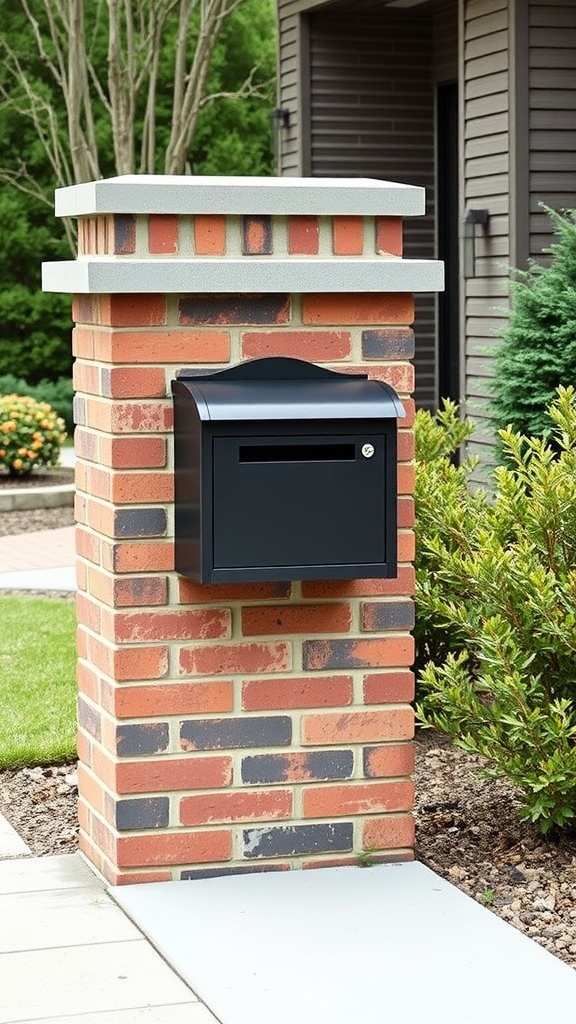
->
[0,394,67,477]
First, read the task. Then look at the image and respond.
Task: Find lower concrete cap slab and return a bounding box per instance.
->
[114,861,576,1024]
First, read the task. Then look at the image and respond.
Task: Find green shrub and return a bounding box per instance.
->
[415,388,576,833]
[0,374,73,433]
[491,206,576,442]
[0,393,66,476]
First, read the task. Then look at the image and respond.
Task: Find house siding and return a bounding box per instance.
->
[463,0,511,476]
[304,8,438,410]
[529,0,576,254]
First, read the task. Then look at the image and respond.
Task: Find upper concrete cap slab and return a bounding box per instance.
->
[54,174,425,218]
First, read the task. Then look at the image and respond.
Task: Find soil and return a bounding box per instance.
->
[0,469,74,489]
[1,504,575,969]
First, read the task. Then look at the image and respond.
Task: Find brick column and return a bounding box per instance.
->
[43,176,443,885]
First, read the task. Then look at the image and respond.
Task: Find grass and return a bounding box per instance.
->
[0,596,76,769]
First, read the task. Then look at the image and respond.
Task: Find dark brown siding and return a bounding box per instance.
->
[307,8,437,410]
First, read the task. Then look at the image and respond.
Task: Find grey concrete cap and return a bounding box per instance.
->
[54,174,425,217]
[42,256,444,294]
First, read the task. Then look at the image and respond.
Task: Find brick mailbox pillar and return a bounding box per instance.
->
[43,175,443,885]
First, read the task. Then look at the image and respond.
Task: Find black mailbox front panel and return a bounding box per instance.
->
[172,358,404,584]
[212,431,389,578]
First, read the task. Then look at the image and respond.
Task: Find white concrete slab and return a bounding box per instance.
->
[0,940,198,1023]
[0,854,99,895]
[32,1007,219,1024]
[0,885,137,953]
[0,811,30,858]
[114,862,576,1024]
[0,566,76,590]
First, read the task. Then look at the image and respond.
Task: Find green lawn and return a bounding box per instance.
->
[0,597,76,768]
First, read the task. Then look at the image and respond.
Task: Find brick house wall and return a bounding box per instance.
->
[43,175,443,884]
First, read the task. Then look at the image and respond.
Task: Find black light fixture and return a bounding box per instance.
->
[463,208,490,278]
[270,107,291,131]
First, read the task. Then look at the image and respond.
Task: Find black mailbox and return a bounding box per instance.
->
[171,357,405,584]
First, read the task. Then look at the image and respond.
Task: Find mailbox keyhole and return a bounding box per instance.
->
[238,443,356,463]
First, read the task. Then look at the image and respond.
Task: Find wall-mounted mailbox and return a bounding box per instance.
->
[171,357,405,584]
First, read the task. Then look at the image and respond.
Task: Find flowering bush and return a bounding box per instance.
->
[0,394,67,477]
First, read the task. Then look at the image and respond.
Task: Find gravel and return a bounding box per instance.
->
[1,501,575,970]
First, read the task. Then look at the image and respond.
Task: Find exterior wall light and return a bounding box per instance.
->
[463,208,490,278]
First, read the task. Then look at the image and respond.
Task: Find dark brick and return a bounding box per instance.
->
[78,696,101,741]
[178,294,290,326]
[114,214,136,254]
[361,601,415,632]
[180,716,292,751]
[181,864,289,880]
[115,797,169,831]
[73,395,86,426]
[241,750,354,785]
[113,508,167,538]
[242,215,273,255]
[362,328,415,360]
[117,722,169,757]
[243,823,353,859]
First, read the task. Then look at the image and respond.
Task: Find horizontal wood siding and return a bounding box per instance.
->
[307,8,437,409]
[529,1,576,254]
[463,0,510,478]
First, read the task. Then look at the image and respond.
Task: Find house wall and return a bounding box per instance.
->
[528,0,576,254]
[462,0,512,473]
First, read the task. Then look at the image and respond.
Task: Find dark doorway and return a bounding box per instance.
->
[436,81,460,405]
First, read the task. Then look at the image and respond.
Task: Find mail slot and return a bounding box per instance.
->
[171,357,405,583]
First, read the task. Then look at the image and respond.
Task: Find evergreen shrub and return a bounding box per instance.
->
[0,393,66,476]
[415,389,576,833]
[491,206,576,441]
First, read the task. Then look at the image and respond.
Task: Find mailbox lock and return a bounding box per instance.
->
[362,443,375,459]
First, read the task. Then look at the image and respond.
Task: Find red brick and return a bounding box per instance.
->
[75,428,99,463]
[112,870,173,885]
[180,789,292,826]
[117,830,232,868]
[179,578,291,604]
[77,661,100,703]
[84,398,172,434]
[242,603,351,636]
[397,431,415,462]
[76,527,101,565]
[180,642,291,676]
[87,636,169,681]
[72,295,98,324]
[117,755,232,794]
[302,294,414,326]
[103,608,230,643]
[242,330,351,361]
[98,295,167,327]
[76,592,102,633]
[100,437,167,470]
[399,398,415,429]
[84,465,110,500]
[194,214,226,255]
[288,216,319,255]
[303,637,414,671]
[303,780,414,817]
[376,217,403,256]
[102,367,167,399]
[302,857,361,870]
[397,531,415,561]
[114,576,168,608]
[242,675,353,711]
[329,362,414,394]
[242,215,272,255]
[94,330,230,364]
[363,671,415,704]
[77,764,108,816]
[103,541,174,573]
[363,743,415,778]
[72,327,95,358]
[397,464,416,495]
[301,567,415,599]
[397,496,415,529]
[363,815,415,850]
[333,216,364,255]
[302,708,414,745]
[111,472,174,505]
[148,214,179,254]
[114,681,233,718]
[73,361,99,394]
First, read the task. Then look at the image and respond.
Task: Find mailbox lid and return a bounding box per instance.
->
[173,357,405,422]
